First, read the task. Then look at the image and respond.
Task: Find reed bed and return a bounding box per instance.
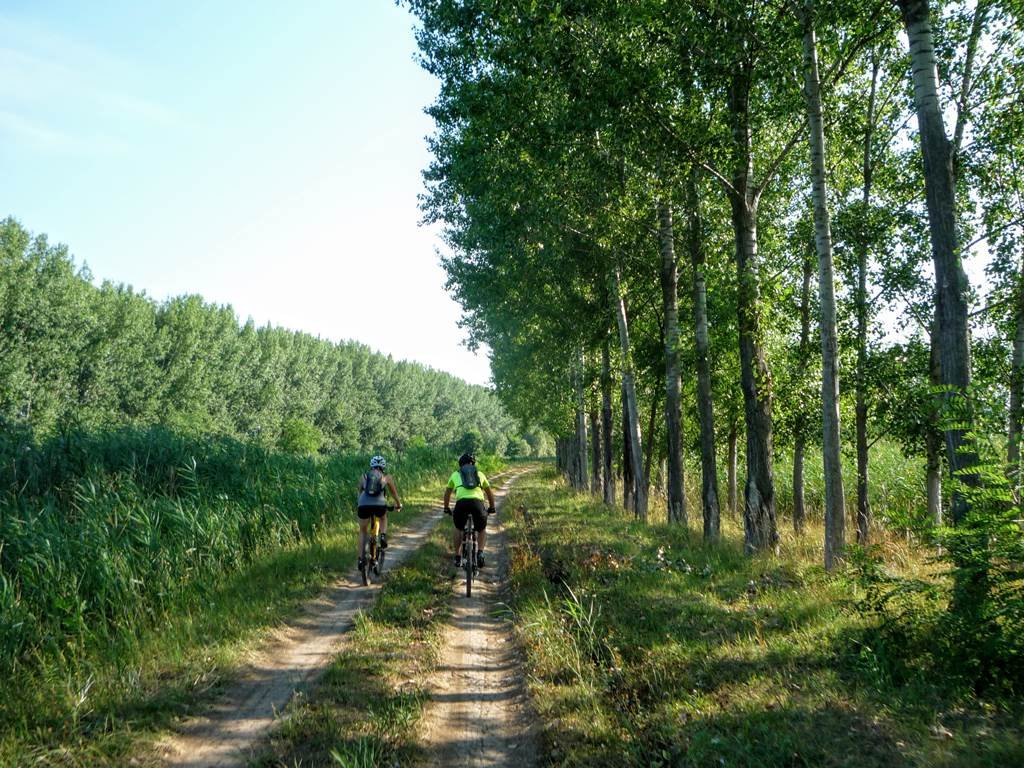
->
[0,426,452,681]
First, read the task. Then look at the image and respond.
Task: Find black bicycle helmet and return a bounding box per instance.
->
[458,452,476,466]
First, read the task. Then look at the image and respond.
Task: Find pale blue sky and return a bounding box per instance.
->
[1,1,492,385]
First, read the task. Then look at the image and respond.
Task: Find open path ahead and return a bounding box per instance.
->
[159,471,525,768]
[418,482,538,767]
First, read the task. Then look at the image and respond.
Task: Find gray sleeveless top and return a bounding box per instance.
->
[357,470,388,508]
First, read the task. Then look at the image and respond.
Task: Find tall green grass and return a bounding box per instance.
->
[0,426,456,681]
[771,441,926,531]
[663,440,927,532]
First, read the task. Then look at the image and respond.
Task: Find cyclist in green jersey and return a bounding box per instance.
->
[443,452,496,568]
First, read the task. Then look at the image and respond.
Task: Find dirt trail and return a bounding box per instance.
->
[160,471,524,768]
[418,487,538,767]
[159,509,442,767]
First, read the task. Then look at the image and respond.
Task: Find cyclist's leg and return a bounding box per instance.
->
[452,501,470,562]
[356,509,372,562]
[451,526,464,566]
[377,509,388,547]
[370,515,380,556]
[472,502,488,567]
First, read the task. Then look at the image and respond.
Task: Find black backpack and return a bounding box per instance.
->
[458,463,480,490]
[364,469,385,497]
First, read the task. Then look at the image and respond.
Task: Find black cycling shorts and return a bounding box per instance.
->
[357,505,389,520]
[452,498,487,532]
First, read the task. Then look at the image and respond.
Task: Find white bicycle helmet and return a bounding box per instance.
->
[369,455,387,470]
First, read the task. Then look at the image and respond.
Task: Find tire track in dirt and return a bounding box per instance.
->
[418,479,538,768]
[159,471,526,768]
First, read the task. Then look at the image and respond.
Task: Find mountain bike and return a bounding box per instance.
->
[360,505,395,586]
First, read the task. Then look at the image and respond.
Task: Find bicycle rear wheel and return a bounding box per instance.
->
[464,532,474,597]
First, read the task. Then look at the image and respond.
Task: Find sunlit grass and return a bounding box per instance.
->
[504,468,1023,767]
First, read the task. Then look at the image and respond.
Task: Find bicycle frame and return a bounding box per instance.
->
[359,505,394,586]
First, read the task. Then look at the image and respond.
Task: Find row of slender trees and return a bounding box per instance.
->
[406,0,1024,568]
[0,217,539,457]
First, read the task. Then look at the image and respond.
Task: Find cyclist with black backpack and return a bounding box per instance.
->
[357,455,402,571]
[443,452,496,568]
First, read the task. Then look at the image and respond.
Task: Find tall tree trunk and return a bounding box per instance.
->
[1007,280,1024,496]
[856,53,879,545]
[643,389,660,499]
[573,352,589,491]
[622,378,636,513]
[687,167,721,540]
[728,420,738,517]
[611,266,648,521]
[602,340,616,505]
[659,200,687,526]
[926,433,943,526]
[570,427,582,489]
[898,0,978,524]
[728,64,779,555]
[927,315,943,526]
[802,1,846,570]
[590,405,601,495]
[793,246,813,536]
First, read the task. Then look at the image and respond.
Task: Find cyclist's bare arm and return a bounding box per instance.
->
[485,486,496,511]
[443,487,453,511]
[386,475,402,509]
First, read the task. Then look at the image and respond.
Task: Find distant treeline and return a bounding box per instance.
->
[0,217,547,457]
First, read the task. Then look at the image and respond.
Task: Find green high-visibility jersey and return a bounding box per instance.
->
[446,469,490,501]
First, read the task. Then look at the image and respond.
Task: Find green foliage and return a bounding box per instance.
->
[0,425,452,689]
[772,441,927,533]
[506,435,531,457]
[278,417,323,456]
[454,428,483,456]
[848,434,1024,697]
[0,217,529,456]
[523,428,555,457]
[475,452,507,476]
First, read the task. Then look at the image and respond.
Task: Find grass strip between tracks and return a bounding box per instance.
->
[502,467,1023,768]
